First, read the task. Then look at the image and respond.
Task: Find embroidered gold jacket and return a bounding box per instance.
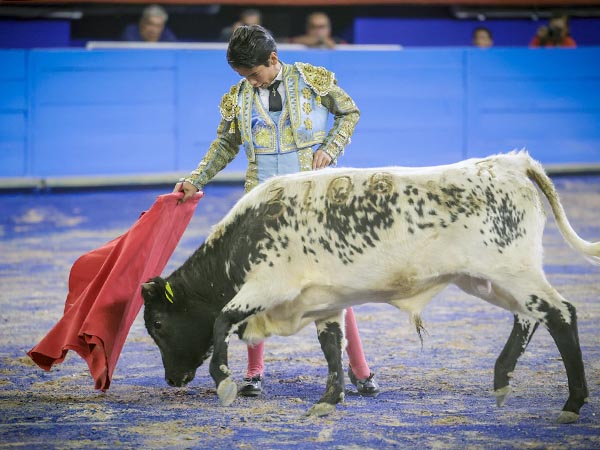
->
[186,62,360,192]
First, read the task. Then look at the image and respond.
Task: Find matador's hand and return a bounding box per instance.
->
[174,180,199,204]
[313,150,332,170]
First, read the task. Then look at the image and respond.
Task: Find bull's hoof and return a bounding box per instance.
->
[217,377,237,406]
[557,411,579,424]
[306,402,336,417]
[494,386,511,407]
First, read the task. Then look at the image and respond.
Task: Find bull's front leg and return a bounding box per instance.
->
[307,312,346,417]
[211,305,266,407]
[209,312,239,406]
[209,287,267,406]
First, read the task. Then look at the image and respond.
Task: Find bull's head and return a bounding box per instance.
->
[141,277,214,387]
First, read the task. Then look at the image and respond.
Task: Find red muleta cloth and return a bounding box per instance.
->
[28,192,202,391]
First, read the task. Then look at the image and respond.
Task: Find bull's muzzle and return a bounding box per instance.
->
[166,371,195,387]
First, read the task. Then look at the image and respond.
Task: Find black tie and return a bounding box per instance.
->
[268,80,282,112]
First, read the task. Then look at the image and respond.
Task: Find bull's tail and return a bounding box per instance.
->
[526,156,600,266]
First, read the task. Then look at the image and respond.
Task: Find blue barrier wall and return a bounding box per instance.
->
[1,47,599,180]
[0,50,27,177]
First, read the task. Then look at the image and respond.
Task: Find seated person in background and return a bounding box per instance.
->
[220,8,262,42]
[472,27,493,48]
[530,13,576,48]
[121,4,177,43]
[288,12,346,49]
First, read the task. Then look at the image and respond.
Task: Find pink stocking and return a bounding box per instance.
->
[246,341,265,378]
[344,307,371,379]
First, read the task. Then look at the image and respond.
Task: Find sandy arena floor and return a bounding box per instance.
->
[1,177,599,449]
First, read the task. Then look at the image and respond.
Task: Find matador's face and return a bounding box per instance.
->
[233,52,281,89]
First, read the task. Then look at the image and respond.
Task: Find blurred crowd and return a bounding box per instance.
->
[124,5,578,49]
[122,6,349,48]
[471,12,576,48]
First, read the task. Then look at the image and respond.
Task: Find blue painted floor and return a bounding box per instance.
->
[1,178,599,449]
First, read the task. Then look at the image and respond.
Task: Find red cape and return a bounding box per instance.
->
[28,192,202,391]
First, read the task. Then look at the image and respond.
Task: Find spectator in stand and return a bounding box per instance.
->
[121,4,177,43]
[472,27,493,48]
[288,12,346,49]
[530,13,576,48]
[220,8,262,42]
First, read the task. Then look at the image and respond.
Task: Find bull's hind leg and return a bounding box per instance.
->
[455,277,540,407]
[494,314,538,407]
[531,296,589,423]
[480,275,588,423]
[307,312,345,417]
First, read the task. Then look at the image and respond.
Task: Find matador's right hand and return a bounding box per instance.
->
[174,179,199,204]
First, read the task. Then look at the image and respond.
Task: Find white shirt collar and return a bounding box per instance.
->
[272,65,283,83]
[257,64,284,110]
[263,65,283,90]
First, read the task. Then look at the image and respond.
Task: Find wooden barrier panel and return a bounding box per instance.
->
[1,47,599,182]
[0,50,27,177]
[465,47,600,164]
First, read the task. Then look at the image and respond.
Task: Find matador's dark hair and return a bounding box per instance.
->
[227,25,277,69]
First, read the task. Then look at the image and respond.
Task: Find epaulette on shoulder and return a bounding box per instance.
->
[295,62,336,97]
[219,80,244,121]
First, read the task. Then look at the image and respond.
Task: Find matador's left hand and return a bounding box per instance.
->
[313,149,332,170]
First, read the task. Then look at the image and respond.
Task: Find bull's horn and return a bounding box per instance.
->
[141,282,155,293]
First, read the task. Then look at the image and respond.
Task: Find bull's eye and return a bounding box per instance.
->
[154,321,162,330]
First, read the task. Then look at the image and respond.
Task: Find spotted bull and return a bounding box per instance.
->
[142,151,599,422]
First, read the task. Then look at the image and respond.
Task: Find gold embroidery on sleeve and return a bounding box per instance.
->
[219,82,241,121]
[220,82,243,133]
